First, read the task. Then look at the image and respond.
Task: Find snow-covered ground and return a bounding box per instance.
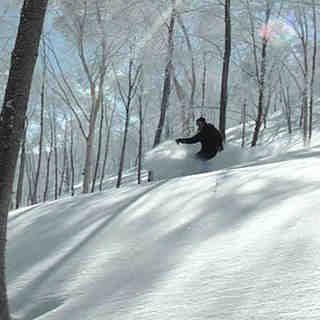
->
[7,112,320,319]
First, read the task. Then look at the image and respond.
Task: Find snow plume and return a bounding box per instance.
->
[144,140,248,180]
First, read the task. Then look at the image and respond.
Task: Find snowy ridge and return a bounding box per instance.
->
[7,113,320,320]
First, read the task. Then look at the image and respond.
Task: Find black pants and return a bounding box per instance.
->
[195,149,218,161]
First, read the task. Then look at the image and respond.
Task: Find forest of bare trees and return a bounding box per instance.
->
[0,0,319,205]
[0,0,320,318]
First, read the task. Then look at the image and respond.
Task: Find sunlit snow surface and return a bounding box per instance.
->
[7,116,320,320]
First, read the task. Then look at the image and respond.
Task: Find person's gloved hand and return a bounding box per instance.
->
[176,138,182,145]
[218,144,224,152]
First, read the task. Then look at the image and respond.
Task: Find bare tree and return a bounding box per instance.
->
[176,12,196,136]
[308,0,317,142]
[137,70,147,185]
[43,114,54,202]
[99,101,115,191]
[172,69,188,134]
[201,52,209,108]
[241,99,247,148]
[114,55,142,188]
[153,0,176,147]
[280,2,318,145]
[50,1,113,193]
[91,104,104,192]
[250,1,272,147]
[58,120,69,196]
[31,47,47,204]
[69,118,75,196]
[15,120,28,209]
[219,0,231,141]
[0,0,48,318]
[52,107,59,200]
[279,74,292,134]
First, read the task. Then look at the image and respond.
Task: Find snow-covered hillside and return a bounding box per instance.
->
[7,113,320,320]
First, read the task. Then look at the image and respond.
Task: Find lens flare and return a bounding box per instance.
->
[259,20,295,45]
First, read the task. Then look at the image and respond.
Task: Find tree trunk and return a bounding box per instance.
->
[31,65,46,204]
[115,57,142,188]
[153,0,176,147]
[53,109,59,200]
[308,0,317,143]
[69,120,75,196]
[177,13,196,136]
[137,93,144,185]
[43,121,53,202]
[251,5,271,147]
[0,0,48,318]
[302,43,309,146]
[58,127,68,197]
[201,52,208,108]
[15,122,28,209]
[82,91,104,193]
[241,100,246,148]
[172,71,188,135]
[26,154,34,205]
[279,76,292,134]
[116,112,130,188]
[219,0,231,142]
[91,105,104,193]
[99,105,115,191]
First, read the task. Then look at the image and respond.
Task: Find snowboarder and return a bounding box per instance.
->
[176,117,224,160]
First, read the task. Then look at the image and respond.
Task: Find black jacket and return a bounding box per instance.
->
[179,123,223,156]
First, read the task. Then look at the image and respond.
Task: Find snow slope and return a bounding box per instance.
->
[7,113,320,320]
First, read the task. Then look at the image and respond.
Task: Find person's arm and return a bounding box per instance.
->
[177,132,201,144]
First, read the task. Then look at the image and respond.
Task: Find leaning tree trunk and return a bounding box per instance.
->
[0,1,48,318]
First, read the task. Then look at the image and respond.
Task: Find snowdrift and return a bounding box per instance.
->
[144,140,249,180]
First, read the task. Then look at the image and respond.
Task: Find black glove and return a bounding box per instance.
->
[218,144,224,152]
[176,138,182,145]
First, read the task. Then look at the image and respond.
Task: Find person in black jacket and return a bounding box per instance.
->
[176,117,224,160]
